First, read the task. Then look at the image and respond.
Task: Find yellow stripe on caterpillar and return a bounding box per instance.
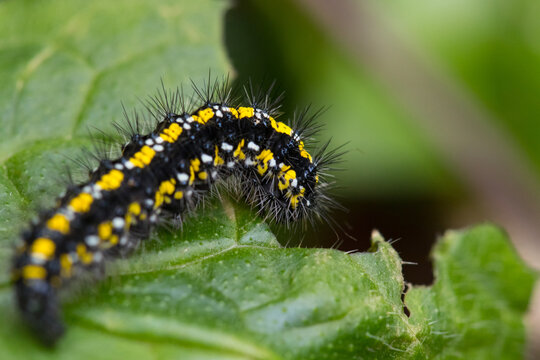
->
[234,139,246,160]
[96,169,124,191]
[161,123,182,143]
[197,108,214,124]
[69,192,93,213]
[269,117,293,136]
[214,145,224,165]
[288,187,306,209]
[31,237,56,260]
[127,202,143,222]
[256,149,274,175]
[154,179,177,208]
[298,141,313,162]
[76,244,93,264]
[228,107,239,118]
[109,235,119,245]
[130,145,156,168]
[128,202,141,216]
[190,159,201,184]
[60,254,73,277]
[98,221,113,240]
[154,191,164,209]
[174,191,183,199]
[159,179,176,195]
[278,165,297,191]
[22,265,46,280]
[238,107,254,119]
[46,214,70,234]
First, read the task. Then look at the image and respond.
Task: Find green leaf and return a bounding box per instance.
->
[0,0,230,162]
[0,203,536,359]
[406,225,538,359]
[373,0,540,178]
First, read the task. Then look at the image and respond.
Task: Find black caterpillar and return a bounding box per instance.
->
[11,80,340,345]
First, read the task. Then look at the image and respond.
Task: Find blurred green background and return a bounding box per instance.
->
[226,0,540,284]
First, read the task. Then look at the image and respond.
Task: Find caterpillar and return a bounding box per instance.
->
[10,79,341,345]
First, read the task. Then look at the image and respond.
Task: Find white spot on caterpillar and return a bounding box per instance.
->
[125,161,135,170]
[245,158,255,166]
[144,199,154,207]
[145,139,154,146]
[216,110,223,118]
[269,159,276,167]
[67,252,77,263]
[112,217,125,229]
[183,123,191,130]
[255,112,262,120]
[155,137,164,144]
[153,144,164,152]
[279,162,285,169]
[247,141,260,151]
[114,163,124,170]
[85,235,100,247]
[291,179,298,187]
[222,142,233,152]
[227,161,235,168]
[30,255,46,265]
[63,210,75,221]
[91,187,102,200]
[177,173,189,184]
[93,252,104,263]
[119,236,128,246]
[211,170,218,179]
[201,154,213,163]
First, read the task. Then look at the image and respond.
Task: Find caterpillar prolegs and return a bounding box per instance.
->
[11,81,341,344]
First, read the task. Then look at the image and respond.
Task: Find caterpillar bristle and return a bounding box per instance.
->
[143,85,177,123]
[114,105,147,141]
[291,105,327,140]
[191,73,234,106]
[243,79,284,118]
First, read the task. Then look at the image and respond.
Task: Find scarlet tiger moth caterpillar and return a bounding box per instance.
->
[11,79,342,345]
